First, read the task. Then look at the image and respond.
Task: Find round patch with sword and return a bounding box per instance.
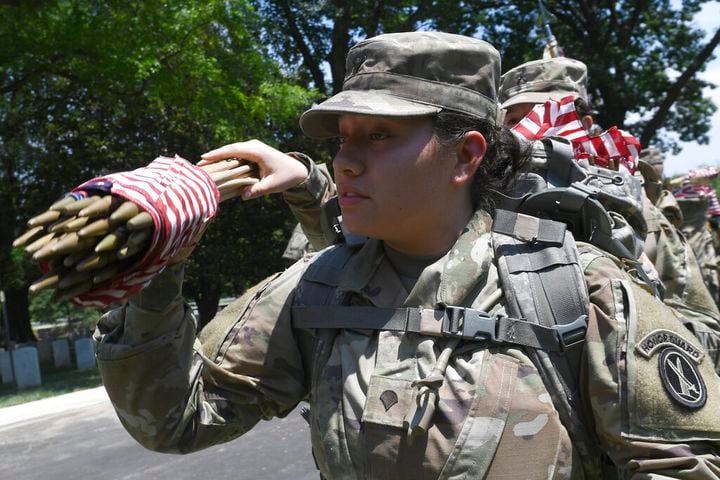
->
[658,347,706,410]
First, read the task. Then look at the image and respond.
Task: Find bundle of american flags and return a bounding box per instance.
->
[70,156,219,307]
[673,166,720,218]
[511,95,641,174]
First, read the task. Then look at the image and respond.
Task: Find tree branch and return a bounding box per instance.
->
[365,0,386,38]
[401,0,432,31]
[276,0,327,94]
[640,27,720,147]
[329,0,352,94]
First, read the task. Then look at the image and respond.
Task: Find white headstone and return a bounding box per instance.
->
[74,338,95,370]
[0,349,13,383]
[12,346,41,388]
[52,338,72,368]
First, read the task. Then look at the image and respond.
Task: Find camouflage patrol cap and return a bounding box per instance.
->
[640,147,665,165]
[300,31,500,138]
[499,57,588,109]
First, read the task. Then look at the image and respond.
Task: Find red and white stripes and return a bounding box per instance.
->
[512,95,640,174]
[71,156,219,306]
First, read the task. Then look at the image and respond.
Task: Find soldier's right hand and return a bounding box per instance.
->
[200,140,310,200]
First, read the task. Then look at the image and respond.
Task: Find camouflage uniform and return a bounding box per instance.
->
[678,198,720,305]
[95,208,720,478]
[671,164,720,306]
[634,150,720,371]
[498,59,720,373]
[95,32,720,478]
[282,161,336,263]
[499,56,588,110]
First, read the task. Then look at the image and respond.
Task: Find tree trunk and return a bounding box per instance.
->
[2,287,35,344]
[329,1,352,94]
[0,164,35,344]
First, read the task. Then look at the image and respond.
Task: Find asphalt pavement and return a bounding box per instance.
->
[0,387,318,480]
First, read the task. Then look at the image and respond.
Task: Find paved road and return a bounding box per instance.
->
[0,388,317,480]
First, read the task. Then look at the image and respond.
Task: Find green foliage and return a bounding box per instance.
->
[28,290,99,325]
[255,1,718,153]
[0,0,317,324]
[2,0,719,335]
[475,0,718,152]
[0,366,102,408]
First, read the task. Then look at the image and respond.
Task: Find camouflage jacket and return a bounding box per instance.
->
[643,194,720,372]
[677,197,720,305]
[95,209,720,479]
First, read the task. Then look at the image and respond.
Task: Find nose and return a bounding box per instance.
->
[332,142,365,178]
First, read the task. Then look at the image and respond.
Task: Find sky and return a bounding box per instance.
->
[665,1,720,176]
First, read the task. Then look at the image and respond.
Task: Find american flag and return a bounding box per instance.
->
[673,166,720,217]
[512,95,641,174]
[70,155,219,307]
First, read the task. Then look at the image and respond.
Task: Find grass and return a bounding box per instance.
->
[0,366,103,409]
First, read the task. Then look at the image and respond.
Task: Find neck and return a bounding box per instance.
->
[384,201,474,257]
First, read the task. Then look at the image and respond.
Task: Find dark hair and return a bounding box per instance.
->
[433,110,531,212]
[574,97,595,118]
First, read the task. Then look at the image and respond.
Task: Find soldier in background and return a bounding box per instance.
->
[499,59,720,371]
[638,148,720,368]
[672,166,720,307]
[499,56,593,130]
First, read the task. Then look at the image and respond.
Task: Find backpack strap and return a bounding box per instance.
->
[491,209,601,474]
[492,209,589,394]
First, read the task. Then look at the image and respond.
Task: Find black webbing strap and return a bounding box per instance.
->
[292,305,585,353]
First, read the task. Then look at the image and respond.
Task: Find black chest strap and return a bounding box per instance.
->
[292,304,586,353]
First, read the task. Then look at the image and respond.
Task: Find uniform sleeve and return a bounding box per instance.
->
[582,253,720,478]
[282,154,336,251]
[94,259,315,453]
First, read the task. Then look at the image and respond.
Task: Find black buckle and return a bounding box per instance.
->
[441,306,497,342]
[555,315,588,350]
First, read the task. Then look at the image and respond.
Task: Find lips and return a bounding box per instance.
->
[337,184,369,207]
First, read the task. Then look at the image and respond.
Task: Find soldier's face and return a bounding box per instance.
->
[503,103,536,127]
[333,114,460,255]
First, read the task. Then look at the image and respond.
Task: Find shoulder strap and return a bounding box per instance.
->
[491,209,601,475]
[492,209,588,396]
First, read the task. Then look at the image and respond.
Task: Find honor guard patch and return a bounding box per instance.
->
[635,329,705,363]
[658,347,707,410]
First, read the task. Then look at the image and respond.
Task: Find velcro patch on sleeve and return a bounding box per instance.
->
[622,280,720,441]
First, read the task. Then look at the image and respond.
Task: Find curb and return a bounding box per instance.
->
[0,386,109,430]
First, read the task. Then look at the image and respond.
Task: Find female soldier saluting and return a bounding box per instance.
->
[95,32,720,479]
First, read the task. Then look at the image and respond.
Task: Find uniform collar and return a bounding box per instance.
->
[337,210,494,309]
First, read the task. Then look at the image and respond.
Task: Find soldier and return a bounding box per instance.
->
[499,58,720,372]
[672,166,720,307]
[94,32,720,478]
[498,56,592,130]
[638,148,720,369]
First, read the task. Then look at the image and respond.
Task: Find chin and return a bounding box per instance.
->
[342,217,383,239]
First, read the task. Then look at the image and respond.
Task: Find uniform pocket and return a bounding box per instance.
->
[362,359,417,429]
[362,374,416,429]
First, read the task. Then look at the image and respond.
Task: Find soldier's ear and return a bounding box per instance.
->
[451,130,486,186]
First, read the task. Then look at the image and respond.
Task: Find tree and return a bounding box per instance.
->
[256,0,493,96]
[0,0,316,341]
[477,0,719,152]
[257,0,719,153]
